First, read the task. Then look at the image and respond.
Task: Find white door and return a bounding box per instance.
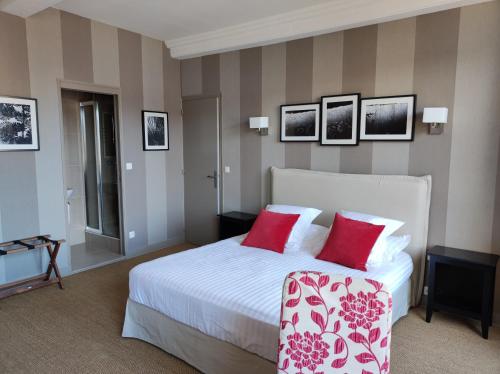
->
[183,96,220,245]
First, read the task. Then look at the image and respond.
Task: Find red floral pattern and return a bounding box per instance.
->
[278,272,392,374]
[286,331,330,371]
[339,291,386,330]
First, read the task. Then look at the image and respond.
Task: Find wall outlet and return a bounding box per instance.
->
[126,162,133,170]
[224,166,230,173]
[128,230,135,239]
[423,286,428,295]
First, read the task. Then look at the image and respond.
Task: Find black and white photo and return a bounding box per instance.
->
[142,110,169,151]
[360,95,416,141]
[0,96,39,151]
[320,94,359,146]
[280,103,320,142]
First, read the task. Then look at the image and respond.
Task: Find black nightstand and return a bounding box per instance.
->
[219,211,257,240]
[426,246,499,339]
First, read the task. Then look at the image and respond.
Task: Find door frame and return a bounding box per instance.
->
[58,80,125,257]
[182,94,223,215]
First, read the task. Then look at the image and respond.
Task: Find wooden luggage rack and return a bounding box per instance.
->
[0,235,65,300]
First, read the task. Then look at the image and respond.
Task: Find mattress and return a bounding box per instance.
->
[128,234,413,362]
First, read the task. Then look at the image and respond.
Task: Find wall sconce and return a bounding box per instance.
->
[423,107,448,135]
[249,117,269,136]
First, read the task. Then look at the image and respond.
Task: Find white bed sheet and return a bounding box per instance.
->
[129,235,413,362]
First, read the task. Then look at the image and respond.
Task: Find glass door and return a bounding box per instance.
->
[80,101,103,234]
[96,94,119,238]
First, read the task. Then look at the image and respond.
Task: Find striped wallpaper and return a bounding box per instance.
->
[181,2,500,313]
[0,2,499,314]
[0,9,184,283]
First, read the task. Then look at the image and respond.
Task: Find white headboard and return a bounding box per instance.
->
[271,167,432,306]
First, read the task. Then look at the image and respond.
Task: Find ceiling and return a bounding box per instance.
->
[54,0,333,40]
[0,0,493,58]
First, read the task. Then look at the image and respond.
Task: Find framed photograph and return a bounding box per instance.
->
[320,94,360,146]
[0,96,39,151]
[280,103,320,142]
[142,110,169,151]
[360,95,416,141]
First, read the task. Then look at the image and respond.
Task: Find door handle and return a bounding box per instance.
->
[206,170,217,189]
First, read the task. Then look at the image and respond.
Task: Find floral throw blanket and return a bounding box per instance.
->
[278,271,392,374]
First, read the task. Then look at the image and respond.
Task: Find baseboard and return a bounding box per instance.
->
[125,236,186,258]
[145,236,187,253]
[59,265,72,277]
[0,263,73,285]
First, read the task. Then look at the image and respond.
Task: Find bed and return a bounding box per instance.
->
[122,167,432,374]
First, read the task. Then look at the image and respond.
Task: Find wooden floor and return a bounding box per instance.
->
[0,244,499,373]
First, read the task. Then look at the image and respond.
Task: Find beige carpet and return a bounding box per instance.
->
[0,244,498,374]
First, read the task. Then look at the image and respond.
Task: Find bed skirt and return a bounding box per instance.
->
[122,298,276,374]
[122,278,410,374]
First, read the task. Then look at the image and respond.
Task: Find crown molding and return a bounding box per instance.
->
[166,0,491,59]
[0,0,63,17]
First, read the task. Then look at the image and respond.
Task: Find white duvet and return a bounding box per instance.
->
[129,234,413,361]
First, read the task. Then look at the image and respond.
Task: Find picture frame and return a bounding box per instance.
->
[142,110,169,151]
[0,95,39,151]
[359,95,416,141]
[320,93,360,146]
[280,103,320,142]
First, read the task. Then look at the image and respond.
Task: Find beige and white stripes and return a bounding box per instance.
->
[0,9,184,283]
[0,1,499,314]
[181,3,500,313]
[129,235,414,361]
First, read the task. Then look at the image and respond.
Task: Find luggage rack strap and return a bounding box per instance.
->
[37,235,64,246]
[13,240,35,250]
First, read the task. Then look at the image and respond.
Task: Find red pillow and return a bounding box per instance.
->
[316,213,385,271]
[241,209,300,253]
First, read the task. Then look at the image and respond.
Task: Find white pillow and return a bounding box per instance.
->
[384,235,411,261]
[367,235,411,266]
[340,210,404,238]
[266,204,322,252]
[298,224,329,257]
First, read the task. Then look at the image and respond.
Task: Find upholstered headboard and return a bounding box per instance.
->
[271,167,432,306]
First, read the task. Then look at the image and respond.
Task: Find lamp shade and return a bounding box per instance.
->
[423,107,448,124]
[249,117,269,129]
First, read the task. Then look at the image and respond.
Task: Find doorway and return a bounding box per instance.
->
[183,96,221,245]
[61,89,122,271]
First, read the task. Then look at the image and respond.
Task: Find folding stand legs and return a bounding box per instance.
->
[44,239,64,290]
